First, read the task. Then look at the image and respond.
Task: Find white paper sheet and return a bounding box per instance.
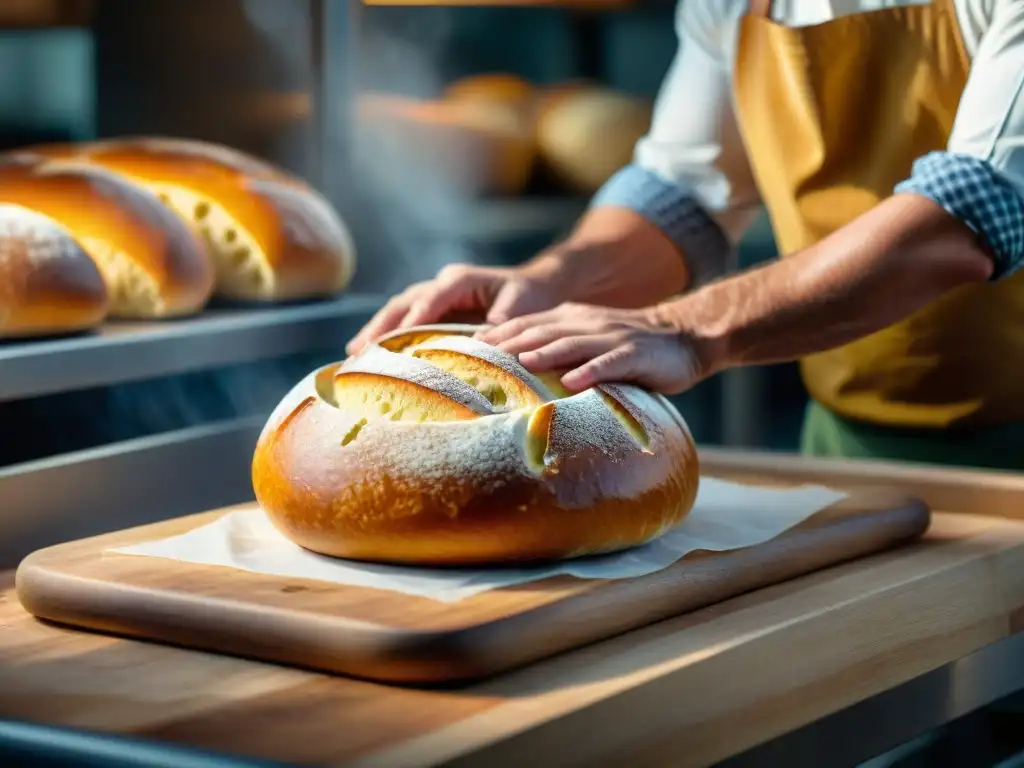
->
[112,477,846,603]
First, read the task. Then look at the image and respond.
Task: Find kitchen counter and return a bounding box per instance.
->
[1,450,1024,767]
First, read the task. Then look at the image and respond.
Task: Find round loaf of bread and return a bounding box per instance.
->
[0,160,214,319]
[20,138,356,302]
[444,73,535,121]
[535,86,653,194]
[252,324,699,566]
[0,203,109,337]
[445,73,534,102]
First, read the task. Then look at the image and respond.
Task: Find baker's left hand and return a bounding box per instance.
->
[475,303,708,395]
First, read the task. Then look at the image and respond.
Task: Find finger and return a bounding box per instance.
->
[477,309,559,344]
[401,269,506,329]
[347,294,418,354]
[495,323,590,355]
[399,285,475,329]
[561,346,638,391]
[517,334,620,375]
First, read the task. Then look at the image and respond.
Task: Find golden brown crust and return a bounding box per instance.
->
[444,73,535,106]
[17,138,356,302]
[15,136,298,186]
[0,204,109,337]
[252,324,699,566]
[0,161,213,318]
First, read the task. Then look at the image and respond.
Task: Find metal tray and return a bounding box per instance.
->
[0,295,383,403]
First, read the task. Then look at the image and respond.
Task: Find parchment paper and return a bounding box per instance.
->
[113,477,847,603]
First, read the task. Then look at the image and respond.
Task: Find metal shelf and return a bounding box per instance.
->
[0,417,262,567]
[0,294,384,403]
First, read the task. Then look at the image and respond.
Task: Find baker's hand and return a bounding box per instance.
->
[347,263,564,355]
[477,303,708,395]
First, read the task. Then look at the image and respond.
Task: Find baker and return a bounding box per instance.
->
[353,0,1024,473]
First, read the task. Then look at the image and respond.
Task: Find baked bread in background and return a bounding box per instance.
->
[252,324,699,566]
[0,159,213,319]
[535,85,653,195]
[364,75,653,198]
[19,138,357,302]
[0,203,109,338]
[22,137,298,185]
[444,73,535,105]
[444,72,536,129]
[357,93,536,197]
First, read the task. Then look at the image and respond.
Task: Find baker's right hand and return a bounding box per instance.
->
[347,262,564,355]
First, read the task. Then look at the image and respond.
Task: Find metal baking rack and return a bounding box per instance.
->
[0,295,384,403]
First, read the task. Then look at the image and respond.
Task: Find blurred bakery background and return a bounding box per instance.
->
[0,0,798,473]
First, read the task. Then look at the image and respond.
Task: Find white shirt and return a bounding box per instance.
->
[634,0,1024,244]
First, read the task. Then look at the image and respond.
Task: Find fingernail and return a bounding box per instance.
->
[560,372,586,391]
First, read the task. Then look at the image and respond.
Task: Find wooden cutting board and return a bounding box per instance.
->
[15,488,929,685]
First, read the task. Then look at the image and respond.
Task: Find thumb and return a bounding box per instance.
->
[486,280,550,324]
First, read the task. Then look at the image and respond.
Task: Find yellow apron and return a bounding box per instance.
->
[733,0,1024,431]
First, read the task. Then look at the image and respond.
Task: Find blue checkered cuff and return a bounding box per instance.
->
[591,164,732,287]
[895,152,1024,281]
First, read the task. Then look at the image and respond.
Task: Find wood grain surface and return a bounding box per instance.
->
[2,456,1024,767]
[700,447,1024,520]
[16,489,928,684]
[2,509,1024,767]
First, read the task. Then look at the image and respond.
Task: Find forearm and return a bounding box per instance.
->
[524,206,688,308]
[658,194,994,373]
[524,166,733,308]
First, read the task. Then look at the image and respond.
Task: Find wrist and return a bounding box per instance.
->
[592,166,734,288]
[523,208,691,308]
[647,292,734,378]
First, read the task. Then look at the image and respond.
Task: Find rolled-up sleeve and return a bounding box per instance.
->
[590,0,761,287]
[895,0,1024,280]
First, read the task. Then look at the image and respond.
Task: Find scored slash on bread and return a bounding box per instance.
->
[335,344,495,419]
[405,334,557,409]
[253,324,700,567]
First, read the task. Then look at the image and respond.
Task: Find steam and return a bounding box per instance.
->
[347,8,491,293]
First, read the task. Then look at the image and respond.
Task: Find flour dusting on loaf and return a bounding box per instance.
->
[0,205,84,266]
[0,204,109,337]
[253,323,699,566]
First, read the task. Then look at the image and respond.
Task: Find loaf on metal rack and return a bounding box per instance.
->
[0,204,109,338]
[0,161,213,320]
[17,137,357,303]
[252,324,700,566]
